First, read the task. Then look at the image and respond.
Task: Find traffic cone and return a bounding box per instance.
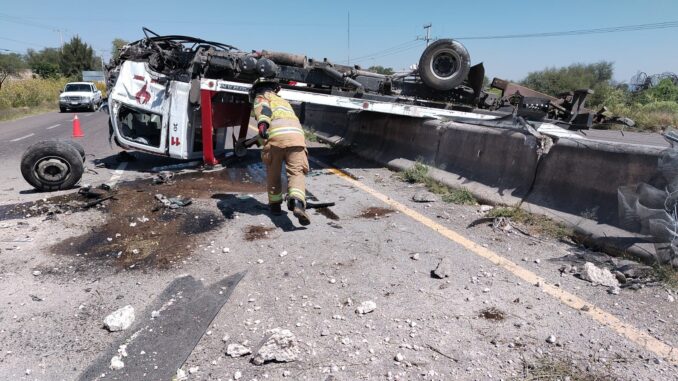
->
[72,115,84,138]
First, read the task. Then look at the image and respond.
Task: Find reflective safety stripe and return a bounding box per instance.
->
[288,188,305,202]
[269,192,283,202]
[268,127,304,138]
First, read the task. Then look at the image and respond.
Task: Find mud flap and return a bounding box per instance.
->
[78,272,246,381]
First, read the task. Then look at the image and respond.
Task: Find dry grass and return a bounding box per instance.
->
[516,356,618,381]
[488,206,573,240]
[399,160,477,205]
[0,78,69,121]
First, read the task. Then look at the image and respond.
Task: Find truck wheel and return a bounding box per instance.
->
[20,140,84,192]
[60,106,66,113]
[65,141,86,161]
[418,39,470,91]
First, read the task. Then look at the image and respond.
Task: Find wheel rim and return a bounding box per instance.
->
[430,49,459,80]
[34,156,71,184]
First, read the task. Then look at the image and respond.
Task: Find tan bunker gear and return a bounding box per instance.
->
[251,85,310,225]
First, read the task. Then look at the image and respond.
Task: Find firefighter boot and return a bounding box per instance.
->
[290,198,311,226]
[270,202,283,216]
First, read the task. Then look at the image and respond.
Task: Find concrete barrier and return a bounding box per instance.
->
[435,122,539,198]
[299,104,669,263]
[525,138,664,225]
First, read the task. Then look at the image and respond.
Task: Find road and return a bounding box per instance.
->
[0,112,677,380]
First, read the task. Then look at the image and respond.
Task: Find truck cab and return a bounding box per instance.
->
[108,61,250,160]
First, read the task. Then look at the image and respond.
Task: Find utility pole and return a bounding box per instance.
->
[347,11,350,66]
[417,23,433,46]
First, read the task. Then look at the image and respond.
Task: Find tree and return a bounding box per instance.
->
[111,38,128,61]
[0,53,26,89]
[59,36,98,79]
[520,61,614,97]
[26,48,61,79]
[367,65,394,75]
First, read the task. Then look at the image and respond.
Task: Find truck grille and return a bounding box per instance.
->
[66,96,83,101]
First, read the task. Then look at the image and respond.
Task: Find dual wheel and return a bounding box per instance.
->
[20,140,86,191]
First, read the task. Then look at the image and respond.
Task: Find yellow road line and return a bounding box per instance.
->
[309,157,678,364]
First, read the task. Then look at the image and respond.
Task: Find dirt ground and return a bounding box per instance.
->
[0,150,677,381]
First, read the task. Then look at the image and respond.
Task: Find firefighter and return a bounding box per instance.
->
[249,78,311,226]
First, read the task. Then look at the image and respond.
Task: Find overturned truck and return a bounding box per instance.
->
[101,28,609,165]
[22,28,613,192]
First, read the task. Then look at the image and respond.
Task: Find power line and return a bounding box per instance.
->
[0,36,48,48]
[455,20,678,40]
[339,39,421,64]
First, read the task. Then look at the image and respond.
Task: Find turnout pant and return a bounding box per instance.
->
[261,144,309,206]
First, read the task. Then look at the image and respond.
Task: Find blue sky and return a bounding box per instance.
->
[1,0,676,82]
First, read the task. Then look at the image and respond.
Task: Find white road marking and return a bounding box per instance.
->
[10,133,35,142]
[46,124,61,130]
[106,162,128,187]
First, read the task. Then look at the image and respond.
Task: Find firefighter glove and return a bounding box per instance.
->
[258,122,269,139]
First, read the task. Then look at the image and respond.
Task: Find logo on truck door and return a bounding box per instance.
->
[135,82,151,104]
[170,136,181,146]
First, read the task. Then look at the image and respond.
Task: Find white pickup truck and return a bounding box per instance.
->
[59,81,102,112]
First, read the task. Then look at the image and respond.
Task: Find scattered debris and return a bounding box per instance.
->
[412,191,437,203]
[153,171,174,185]
[394,353,404,362]
[188,366,199,374]
[155,193,192,209]
[226,343,252,358]
[175,368,188,381]
[355,300,377,315]
[479,205,494,213]
[580,262,619,288]
[411,253,420,260]
[252,328,299,365]
[104,305,135,332]
[479,307,505,321]
[546,335,556,344]
[358,207,395,219]
[432,257,453,279]
[109,355,124,370]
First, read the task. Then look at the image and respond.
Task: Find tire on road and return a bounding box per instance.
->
[20,140,84,192]
[418,39,470,91]
[65,140,86,161]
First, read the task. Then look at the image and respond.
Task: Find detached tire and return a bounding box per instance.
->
[65,140,86,161]
[418,39,470,91]
[20,140,84,191]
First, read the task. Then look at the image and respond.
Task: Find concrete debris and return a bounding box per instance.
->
[109,355,124,370]
[103,305,135,332]
[668,294,675,303]
[580,262,619,288]
[394,353,404,362]
[222,247,230,253]
[252,328,299,365]
[492,217,513,232]
[411,253,420,260]
[32,270,41,276]
[432,257,452,279]
[175,368,188,381]
[546,335,556,344]
[222,334,231,342]
[234,370,242,380]
[151,310,160,319]
[412,191,437,203]
[608,286,621,295]
[227,343,252,357]
[479,205,493,213]
[355,300,377,315]
[188,366,199,374]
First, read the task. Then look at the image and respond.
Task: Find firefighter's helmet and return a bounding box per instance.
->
[249,78,280,103]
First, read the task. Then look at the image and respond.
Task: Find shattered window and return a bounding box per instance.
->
[116,105,163,147]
